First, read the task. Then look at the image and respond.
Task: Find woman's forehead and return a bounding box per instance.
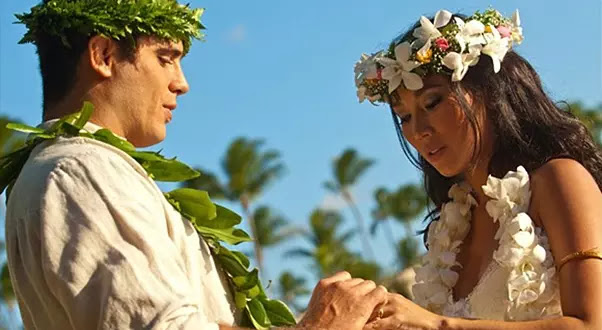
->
[391,75,450,109]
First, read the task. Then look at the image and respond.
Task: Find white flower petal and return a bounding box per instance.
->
[439,269,459,287]
[417,39,432,58]
[517,289,539,305]
[442,52,462,70]
[439,251,457,266]
[512,9,521,27]
[434,10,453,28]
[531,245,547,264]
[395,42,413,62]
[513,231,535,248]
[388,74,403,93]
[464,20,485,35]
[402,71,424,90]
[431,291,448,305]
[377,57,398,67]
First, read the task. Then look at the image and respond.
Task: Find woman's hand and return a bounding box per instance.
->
[364,293,444,330]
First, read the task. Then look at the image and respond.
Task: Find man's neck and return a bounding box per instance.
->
[44,98,126,138]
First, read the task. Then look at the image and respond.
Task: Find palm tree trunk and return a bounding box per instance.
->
[342,190,375,260]
[383,219,397,249]
[240,194,265,276]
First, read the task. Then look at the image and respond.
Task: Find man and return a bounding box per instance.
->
[5,1,386,329]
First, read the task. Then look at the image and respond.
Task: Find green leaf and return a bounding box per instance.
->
[93,129,136,152]
[6,123,44,134]
[72,101,94,129]
[164,188,216,222]
[233,269,259,290]
[262,298,297,326]
[246,298,270,330]
[0,148,30,195]
[215,253,248,277]
[132,153,200,182]
[232,250,250,269]
[234,291,248,309]
[195,203,242,229]
[196,226,252,245]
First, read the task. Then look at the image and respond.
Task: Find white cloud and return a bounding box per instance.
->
[319,193,347,211]
[226,24,246,42]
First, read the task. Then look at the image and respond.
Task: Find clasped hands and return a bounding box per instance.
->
[297,271,443,330]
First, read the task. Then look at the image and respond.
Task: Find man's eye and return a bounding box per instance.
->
[159,57,173,65]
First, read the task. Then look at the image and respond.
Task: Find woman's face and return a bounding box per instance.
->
[391,75,488,177]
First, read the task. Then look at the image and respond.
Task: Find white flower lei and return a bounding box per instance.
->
[412,166,562,320]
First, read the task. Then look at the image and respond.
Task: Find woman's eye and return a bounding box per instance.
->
[425,96,441,109]
[399,114,411,124]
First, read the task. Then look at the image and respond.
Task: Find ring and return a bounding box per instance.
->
[377,308,384,319]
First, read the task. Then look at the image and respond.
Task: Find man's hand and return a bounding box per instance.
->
[297,271,388,330]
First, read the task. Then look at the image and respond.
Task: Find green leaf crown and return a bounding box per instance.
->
[15,0,206,53]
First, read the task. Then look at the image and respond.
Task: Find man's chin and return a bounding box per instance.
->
[131,129,166,148]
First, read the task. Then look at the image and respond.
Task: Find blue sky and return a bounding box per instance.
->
[1,0,601,310]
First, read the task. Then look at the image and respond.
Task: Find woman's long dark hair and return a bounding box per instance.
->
[389,15,602,241]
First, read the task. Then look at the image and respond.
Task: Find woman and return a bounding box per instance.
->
[354,8,602,329]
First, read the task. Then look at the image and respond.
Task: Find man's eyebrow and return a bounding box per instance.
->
[156,47,184,59]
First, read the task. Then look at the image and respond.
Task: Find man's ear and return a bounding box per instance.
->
[87,36,120,78]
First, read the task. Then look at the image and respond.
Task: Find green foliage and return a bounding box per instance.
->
[15,0,205,53]
[252,206,302,247]
[221,137,285,202]
[396,236,420,269]
[324,148,375,191]
[0,103,295,328]
[0,264,13,303]
[278,271,310,313]
[287,209,381,281]
[564,102,602,147]
[371,184,427,235]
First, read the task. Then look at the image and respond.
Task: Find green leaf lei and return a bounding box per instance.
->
[0,103,296,329]
[15,0,206,53]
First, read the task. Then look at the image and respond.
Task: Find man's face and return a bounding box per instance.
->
[110,36,189,147]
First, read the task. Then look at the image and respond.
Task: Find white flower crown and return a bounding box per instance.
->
[354,8,523,103]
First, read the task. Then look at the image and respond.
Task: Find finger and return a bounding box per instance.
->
[319,271,351,286]
[365,285,388,306]
[362,316,394,330]
[342,278,365,287]
[352,280,377,294]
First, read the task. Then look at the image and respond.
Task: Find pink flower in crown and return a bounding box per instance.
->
[377,68,383,80]
[497,25,512,38]
[435,37,450,51]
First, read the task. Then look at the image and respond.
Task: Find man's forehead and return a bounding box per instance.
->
[138,36,184,52]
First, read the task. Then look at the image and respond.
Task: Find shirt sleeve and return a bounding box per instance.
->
[32,149,221,330]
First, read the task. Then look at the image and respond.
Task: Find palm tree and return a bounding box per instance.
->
[565,102,602,146]
[183,137,285,274]
[396,236,420,269]
[277,271,310,313]
[286,209,354,277]
[371,184,427,248]
[286,209,381,281]
[323,148,375,259]
[251,206,302,278]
